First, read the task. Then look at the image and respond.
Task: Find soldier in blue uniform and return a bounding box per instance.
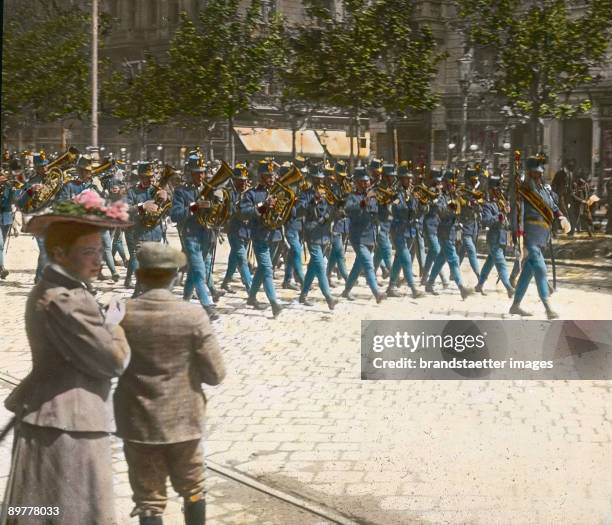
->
[509,156,570,319]
[0,160,22,279]
[17,152,73,282]
[125,162,166,289]
[425,170,474,299]
[220,164,252,294]
[386,165,425,299]
[401,162,426,277]
[326,161,350,287]
[457,167,482,280]
[239,161,284,318]
[171,155,219,320]
[68,155,120,282]
[341,168,385,303]
[373,164,396,280]
[420,170,448,287]
[474,174,514,297]
[281,161,304,291]
[295,165,338,310]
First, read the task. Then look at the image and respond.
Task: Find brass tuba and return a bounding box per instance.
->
[22,146,79,213]
[196,161,232,228]
[141,164,176,228]
[262,166,304,230]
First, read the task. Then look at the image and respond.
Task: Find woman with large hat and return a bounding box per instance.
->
[2,191,132,524]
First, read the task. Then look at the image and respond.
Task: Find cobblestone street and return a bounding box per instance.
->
[1,230,611,524]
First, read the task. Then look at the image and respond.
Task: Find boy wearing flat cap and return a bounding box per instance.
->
[114,242,226,525]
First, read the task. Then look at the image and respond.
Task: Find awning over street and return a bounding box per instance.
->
[234,127,325,157]
[315,129,370,159]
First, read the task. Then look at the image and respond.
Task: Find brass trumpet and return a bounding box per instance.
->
[413,183,438,205]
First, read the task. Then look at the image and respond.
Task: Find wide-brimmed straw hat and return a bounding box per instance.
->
[24,190,132,235]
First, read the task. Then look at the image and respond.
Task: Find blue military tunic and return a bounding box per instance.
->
[296,188,332,245]
[423,203,440,236]
[435,194,459,242]
[127,184,163,242]
[391,191,418,240]
[238,185,282,243]
[226,187,251,241]
[170,184,214,245]
[516,179,560,248]
[481,200,508,246]
[345,192,378,247]
[459,198,480,238]
[1,185,18,226]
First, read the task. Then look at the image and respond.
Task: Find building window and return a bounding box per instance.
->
[168,0,180,24]
[148,1,158,26]
[128,1,137,30]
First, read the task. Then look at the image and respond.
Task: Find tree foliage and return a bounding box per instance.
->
[456,0,612,147]
[2,1,111,140]
[285,0,444,118]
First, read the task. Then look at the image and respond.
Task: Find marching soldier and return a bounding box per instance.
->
[295,165,338,310]
[420,170,449,288]
[474,174,515,297]
[458,166,482,280]
[69,155,120,282]
[0,160,22,279]
[220,164,253,294]
[124,162,166,289]
[425,170,474,299]
[509,156,571,319]
[373,164,396,280]
[17,151,73,283]
[387,165,425,299]
[115,243,225,525]
[281,161,304,291]
[326,161,350,287]
[341,167,385,303]
[170,155,219,320]
[239,160,284,317]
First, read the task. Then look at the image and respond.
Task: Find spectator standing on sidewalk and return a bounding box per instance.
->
[1,193,132,525]
[114,242,226,525]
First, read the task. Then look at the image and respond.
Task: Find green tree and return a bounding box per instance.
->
[2,1,109,149]
[105,57,174,158]
[167,1,281,164]
[285,0,443,165]
[455,0,612,153]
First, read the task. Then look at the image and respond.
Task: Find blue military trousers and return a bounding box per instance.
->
[423,231,448,284]
[34,235,49,283]
[390,235,416,288]
[514,243,549,304]
[428,239,463,287]
[283,229,304,285]
[223,233,252,292]
[249,240,278,303]
[101,229,117,276]
[373,230,392,273]
[183,235,213,307]
[411,230,426,275]
[459,235,480,277]
[0,224,11,268]
[327,233,348,281]
[346,243,379,296]
[478,243,511,290]
[302,243,332,299]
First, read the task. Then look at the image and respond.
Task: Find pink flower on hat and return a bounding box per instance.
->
[74,189,105,210]
[105,200,129,222]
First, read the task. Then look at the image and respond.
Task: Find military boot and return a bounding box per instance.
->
[474,283,487,295]
[509,302,533,317]
[184,499,205,525]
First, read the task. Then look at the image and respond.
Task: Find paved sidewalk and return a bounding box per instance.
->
[1,230,611,524]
